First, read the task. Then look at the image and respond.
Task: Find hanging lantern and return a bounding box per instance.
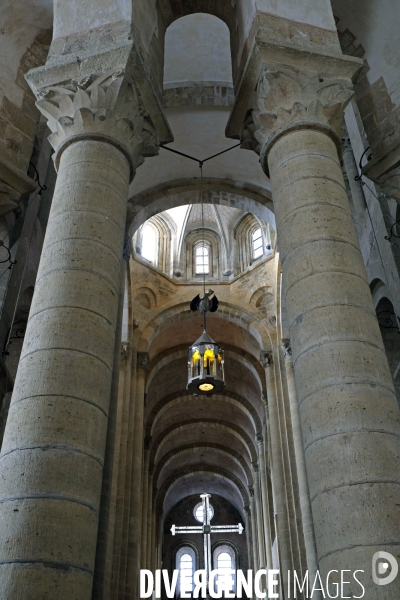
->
[186,162,225,396]
[187,330,225,395]
[187,290,225,396]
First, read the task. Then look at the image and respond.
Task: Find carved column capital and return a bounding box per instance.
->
[30,70,159,180]
[377,167,400,203]
[0,182,19,216]
[361,145,400,203]
[121,342,129,361]
[260,351,273,369]
[341,137,353,154]
[261,390,268,408]
[252,462,259,474]
[248,486,255,498]
[282,340,292,360]
[256,434,264,446]
[137,352,150,370]
[242,64,355,169]
[0,156,36,217]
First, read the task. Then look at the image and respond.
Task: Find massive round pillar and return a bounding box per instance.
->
[0,139,130,599]
[265,124,400,595]
[0,71,158,600]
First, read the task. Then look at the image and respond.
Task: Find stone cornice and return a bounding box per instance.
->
[163,82,235,108]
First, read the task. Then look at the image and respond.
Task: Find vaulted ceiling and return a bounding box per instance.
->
[130,244,277,521]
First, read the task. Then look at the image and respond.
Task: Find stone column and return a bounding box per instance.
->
[157,509,164,570]
[283,341,321,599]
[252,464,266,569]
[146,470,154,568]
[150,493,157,571]
[341,137,366,231]
[140,446,150,568]
[248,489,259,572]
[0,71,158,600]
[251,62,400,595]
[256,435,273,571]
[261,354,291,593]
[244,506,254,571]
[126,353,149,599]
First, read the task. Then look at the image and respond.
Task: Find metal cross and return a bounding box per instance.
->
[171,493,244,592]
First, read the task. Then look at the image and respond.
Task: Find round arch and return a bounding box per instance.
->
[153,443,253,486]
[159,467,249,518]
[151,419,258,465]
[147,389,263,438]
[127,178,274,237]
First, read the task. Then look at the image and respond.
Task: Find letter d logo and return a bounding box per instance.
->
[372,551,398,586]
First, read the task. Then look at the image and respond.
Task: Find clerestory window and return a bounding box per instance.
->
[213,545,236,596]
[176,547,195,596]
[196,245,209,275]
[141,223,158,264]
[252,228,263,260]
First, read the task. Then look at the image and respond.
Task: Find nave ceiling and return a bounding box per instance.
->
[129,246,277,521]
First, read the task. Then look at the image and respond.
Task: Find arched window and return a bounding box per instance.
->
[141,223,158,264]
[252,228,263,260]
[196,245,209,275]
[176,546,196,596]
[213,545,236,596]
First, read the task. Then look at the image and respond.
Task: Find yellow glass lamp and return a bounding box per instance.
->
[187,330,225,396]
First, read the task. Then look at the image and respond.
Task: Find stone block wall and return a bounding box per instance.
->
[336,15,400,161]
[0,28,51,172]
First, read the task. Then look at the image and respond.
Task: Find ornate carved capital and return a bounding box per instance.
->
[32,70,159,179]
[282,340,292,360]
[243,64,354,166]
[121,342,129,361]
[256,434,264,446]
[252,462,259,474]
[361,143,400,203]
[260,351,273,370]
[248,486,255,498]
[137,352,150,370]
[341,137,353,154]
[261,390,268,408]
[0,183,19,217]
[378,167,400,203]
[0,156,36,216]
